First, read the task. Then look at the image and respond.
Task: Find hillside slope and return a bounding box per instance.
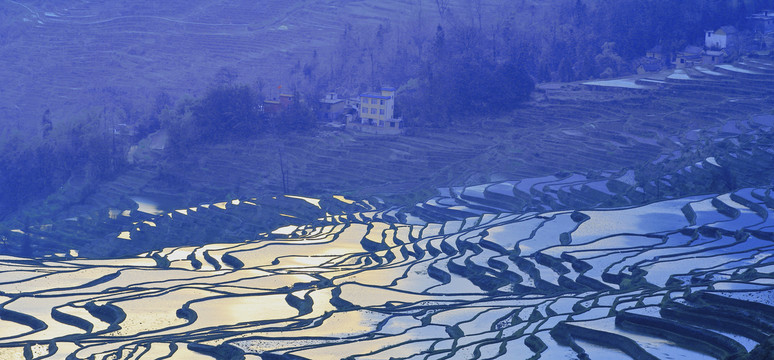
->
[0,0,531,136]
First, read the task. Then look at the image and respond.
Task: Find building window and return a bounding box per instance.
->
[379,120,384,126]
[380,100,384,105]
[362,98,367,103]
[380,109,385,115]
[362,107,368,113]
[390,122,395,127]
[371,108,377,114]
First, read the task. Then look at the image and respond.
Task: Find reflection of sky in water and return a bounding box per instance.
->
[2,188,774,358]
[572,195,713,244]
[129,196,164,215]
[573,318,715,360]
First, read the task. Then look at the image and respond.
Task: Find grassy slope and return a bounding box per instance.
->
[43,64,772,223]
[1,0,544,137]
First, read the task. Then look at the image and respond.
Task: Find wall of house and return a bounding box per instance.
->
[360,95,393,123]
[346,121,403,135]
[705,32,727,49]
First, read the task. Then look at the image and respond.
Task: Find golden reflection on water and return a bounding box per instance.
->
[332,195,356,205]
[285,195,322,209]
[190,294,299,328]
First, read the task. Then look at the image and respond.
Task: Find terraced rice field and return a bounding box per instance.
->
[2,181,774,359]
[2,61,774,356]
[3,3,774,356]
[66,58,774,218]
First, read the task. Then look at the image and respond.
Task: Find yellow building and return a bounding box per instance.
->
[353,87,403,134]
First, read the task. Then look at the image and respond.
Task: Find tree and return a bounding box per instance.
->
[41,109,52,138]
[276,94,316,133]
[213,67,239,86]
[594,42,625,78]
[191,84,261,141]
[435,0,451,20]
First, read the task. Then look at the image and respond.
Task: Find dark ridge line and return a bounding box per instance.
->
[350,336,449,360]
[24,270,123,298]
[68,271,240,297]
[90,310,334,350]
[221,253,244,269]
[51,306,93,333]
[225,314,371,346]
[187,251,203,270]
[383,249,430,288]
[552,321,659,360]
[730,192,768,219]
[0,269,77,286]
[84,301,125,334]
[616,310,748,359]
[592,231,717,270]
[0,306,47,340]
[636,243,767,277]
[661,300,771,343]
[131,342,154,360]
[258,351,311,360]
[202,250,222,271]
[188,342,246,360]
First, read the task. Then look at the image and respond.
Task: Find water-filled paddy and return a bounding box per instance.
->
[2,186,774,359]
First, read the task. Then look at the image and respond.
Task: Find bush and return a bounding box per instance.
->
[191,84,262,141]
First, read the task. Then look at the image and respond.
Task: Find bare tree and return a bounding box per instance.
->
[254,77,266,99]
[41,109,52,138]
[435,0,450,20]
[470,0,483,30]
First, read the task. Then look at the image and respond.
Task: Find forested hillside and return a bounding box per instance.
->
[1,0,773,220]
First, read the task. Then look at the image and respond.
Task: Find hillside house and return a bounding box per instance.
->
[705,26,739,50]
[703,49,726,65]
[263,93,294,114]
[646,45,665,61]
[348,87,404,135]
[113,123,137,137]
[750,9,774,34]
[673,46,703,68]
[636,59,663,74]
[318,93,346,121]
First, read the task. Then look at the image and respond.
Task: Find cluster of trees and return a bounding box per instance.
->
[147,0,773,131]
[282,0,771,124]
[399,24,534,125]
[162,83,317,157]
[4,0,771,219]
[0,79,320,220]
[523,0,771,82]
[0,113,126,219]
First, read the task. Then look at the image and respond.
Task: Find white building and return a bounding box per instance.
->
[348,87,404,135]
[749,10,774,34]
[705,26,738,50]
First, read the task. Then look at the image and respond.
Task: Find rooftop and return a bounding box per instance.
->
[360,92,392,100]
[750,10,774,19]
[647,45,663,53]
[682,45,703,55]
[321,98,344,104]
[718,25,738,34]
